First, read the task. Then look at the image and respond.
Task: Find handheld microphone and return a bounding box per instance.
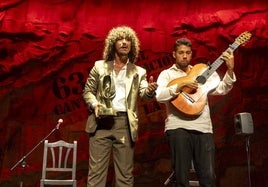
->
[56,119,63,129]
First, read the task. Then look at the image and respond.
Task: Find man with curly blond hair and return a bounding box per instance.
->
[83,25,158,187]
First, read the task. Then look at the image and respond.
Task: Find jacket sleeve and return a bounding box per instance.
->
[82,63,99,109]
[137,67,156,101]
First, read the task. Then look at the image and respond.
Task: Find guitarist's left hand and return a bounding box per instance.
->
[221,49,234,78]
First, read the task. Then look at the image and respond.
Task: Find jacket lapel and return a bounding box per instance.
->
[104,61,114,75]
[125,63,137,98]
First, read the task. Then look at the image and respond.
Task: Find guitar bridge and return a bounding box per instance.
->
[181,92,195,103]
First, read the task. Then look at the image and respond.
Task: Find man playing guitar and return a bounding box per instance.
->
[156,37,236,187]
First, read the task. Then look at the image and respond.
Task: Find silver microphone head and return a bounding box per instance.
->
[56,119,63,129]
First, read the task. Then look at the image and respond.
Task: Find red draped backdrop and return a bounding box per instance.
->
[0,0,267,186]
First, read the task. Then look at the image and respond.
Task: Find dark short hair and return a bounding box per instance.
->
[174,38,192,51]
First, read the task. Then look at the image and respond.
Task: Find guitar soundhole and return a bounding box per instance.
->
[196,75,206,84]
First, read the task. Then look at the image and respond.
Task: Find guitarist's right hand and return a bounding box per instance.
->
[176,81,198,92]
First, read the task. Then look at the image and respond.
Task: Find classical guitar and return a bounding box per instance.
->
[167,31,252,117]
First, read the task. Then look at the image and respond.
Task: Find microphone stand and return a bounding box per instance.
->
[10,123,61,187]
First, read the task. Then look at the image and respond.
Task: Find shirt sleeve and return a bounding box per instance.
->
[156,70,179,103]
[211,71,236,95]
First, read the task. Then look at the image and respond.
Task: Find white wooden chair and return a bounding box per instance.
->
[40,140,77,187]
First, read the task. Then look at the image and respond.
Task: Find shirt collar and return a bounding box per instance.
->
[170,64,193,72]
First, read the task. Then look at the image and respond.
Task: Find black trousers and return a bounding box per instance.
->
[166,128,216,187]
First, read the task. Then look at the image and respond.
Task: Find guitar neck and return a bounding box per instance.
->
[198,41,240,82]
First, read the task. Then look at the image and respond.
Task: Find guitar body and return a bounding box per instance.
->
[167,63,220,117]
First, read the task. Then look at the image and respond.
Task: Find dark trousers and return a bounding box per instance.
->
[166,128,216,187]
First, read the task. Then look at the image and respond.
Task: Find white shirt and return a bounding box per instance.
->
[156,64,236,133]
[112,64,127,112]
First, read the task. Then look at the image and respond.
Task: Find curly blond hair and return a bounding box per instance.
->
[103,26,140,63]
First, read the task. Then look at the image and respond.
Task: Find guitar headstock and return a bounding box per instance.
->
[235,31,252,46]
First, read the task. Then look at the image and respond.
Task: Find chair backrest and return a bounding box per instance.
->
[41,140,77,185]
